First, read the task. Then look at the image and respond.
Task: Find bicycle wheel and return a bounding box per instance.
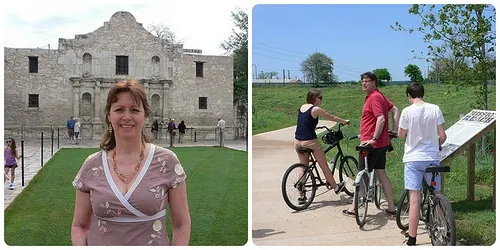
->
[354,173,369,227]
[428,194,456,246]
[396,189,410,230]
[281,163,317,211]
[374,174,382,209]
[339,156,358,197]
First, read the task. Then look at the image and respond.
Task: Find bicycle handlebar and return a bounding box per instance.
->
[315,123,346,133]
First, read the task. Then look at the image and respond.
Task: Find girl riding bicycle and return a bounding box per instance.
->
[294,89,350,200]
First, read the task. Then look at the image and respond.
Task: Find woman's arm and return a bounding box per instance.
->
[168,181,191,246]
[71,190,92,246]
[313,107,349,125]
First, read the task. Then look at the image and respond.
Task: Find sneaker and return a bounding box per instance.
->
[9,183,14,190]
[334,181,345,194]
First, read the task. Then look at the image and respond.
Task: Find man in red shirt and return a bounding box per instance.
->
[343,72,399,216]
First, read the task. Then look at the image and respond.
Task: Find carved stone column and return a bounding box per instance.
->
[92,79,103,140]
[72,81,80,117]
[93,80,101,122]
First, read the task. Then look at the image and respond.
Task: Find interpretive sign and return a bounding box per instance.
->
[439,109,496,163]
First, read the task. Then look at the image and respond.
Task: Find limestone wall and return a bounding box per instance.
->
[3,11,237,139]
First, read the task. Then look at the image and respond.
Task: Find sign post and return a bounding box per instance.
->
[438,110,496,203]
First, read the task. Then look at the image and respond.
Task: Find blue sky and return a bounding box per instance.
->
[252,4,446,81]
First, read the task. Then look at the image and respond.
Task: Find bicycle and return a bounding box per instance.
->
[351,131,398,227]
[395,164,456,246]
[281,123,358,211]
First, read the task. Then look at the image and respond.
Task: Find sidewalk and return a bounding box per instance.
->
[3,138,247,210]
[252,121,432,246]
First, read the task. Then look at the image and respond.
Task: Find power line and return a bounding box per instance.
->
[253,52,302,63]
[253,45,306,60]
[253,40,366,73]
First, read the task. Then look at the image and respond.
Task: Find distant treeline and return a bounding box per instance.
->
[252,79,496,87]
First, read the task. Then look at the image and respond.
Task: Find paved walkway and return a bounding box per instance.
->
[3,138,247,210]
[252,121,431,246]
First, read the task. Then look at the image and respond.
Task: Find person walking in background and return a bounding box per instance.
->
[151,119,159,142]
[167,118,177,147]
[74,117,81,145]
[178,121,186,143]
[216,117,226,147]
[343,72,399,217]
[71,79,190,245]
[67,116,75,144]
[5,138,22,190]
[398,82,447,246]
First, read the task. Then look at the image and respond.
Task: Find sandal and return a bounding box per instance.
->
[385,209,397,216]
[342,209,355,217]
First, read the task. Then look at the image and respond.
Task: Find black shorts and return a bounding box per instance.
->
[357,147,387,171]
[5,164,18,169]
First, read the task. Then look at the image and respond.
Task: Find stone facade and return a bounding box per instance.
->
[4,11,235,140]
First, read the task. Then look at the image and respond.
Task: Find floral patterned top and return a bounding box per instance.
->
[72,144,187,245]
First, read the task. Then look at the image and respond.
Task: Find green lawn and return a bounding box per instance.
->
[4,147,248,246]
[253,84,496,245]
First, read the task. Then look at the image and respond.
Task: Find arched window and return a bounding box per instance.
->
[151,94,160,116]
[83,53,92,77]
[151,56,160,77]
[81,92,92,116]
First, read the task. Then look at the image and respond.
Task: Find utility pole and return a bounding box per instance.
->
[287,70,290,79]
[283,69,286,84]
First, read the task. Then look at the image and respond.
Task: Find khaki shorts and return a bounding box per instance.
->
[294,138,322,153]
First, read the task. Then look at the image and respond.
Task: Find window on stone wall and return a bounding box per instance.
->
[28,94,39,108]
[196,61,204,77]
[116,56,129,75]
[29,56,38,73]
[199,97,207,109]
[83,53,92,77]
[151,56,160,76]
[168,67,173,77]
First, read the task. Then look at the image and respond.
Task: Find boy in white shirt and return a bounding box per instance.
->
[398,81,447,246]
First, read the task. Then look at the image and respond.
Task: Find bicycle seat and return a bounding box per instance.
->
[297,147,313,154]
[356,145,374,152]
[425,165,450,173]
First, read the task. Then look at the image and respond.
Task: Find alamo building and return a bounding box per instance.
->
[4,11,237,141]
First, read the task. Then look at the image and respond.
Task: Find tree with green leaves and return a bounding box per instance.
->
[221,8,247,103]
[257,71,279,79]
[404,64,424,82]
[391,4,495,151]
[391,4,495,109]
[221,8,248,127]
[372,68,392,86]
[300,52,335,85]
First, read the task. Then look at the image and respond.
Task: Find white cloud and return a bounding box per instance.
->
[3,0,250,55]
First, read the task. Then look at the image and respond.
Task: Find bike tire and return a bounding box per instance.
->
[339,155,358,197]
[354,173,369,227]
[428,194,456,246]
[374,174,382,209]
[281,163,317,211]
[396,189,410,230]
